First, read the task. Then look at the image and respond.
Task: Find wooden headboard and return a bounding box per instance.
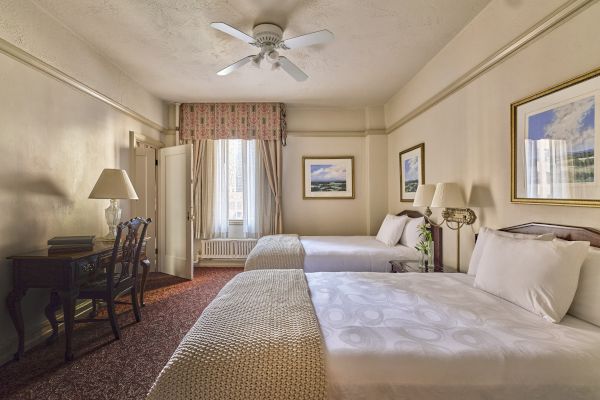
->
[396,210,443,270]
[500,222,600,248]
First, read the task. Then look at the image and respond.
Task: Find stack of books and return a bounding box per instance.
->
[47,236,96,254]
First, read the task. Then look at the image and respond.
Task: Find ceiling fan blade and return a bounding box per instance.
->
[210,22,255,44]
[278,57,308,82]
[217,56,254,76]
[281,30,334,49]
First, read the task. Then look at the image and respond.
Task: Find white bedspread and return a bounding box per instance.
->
[307,272,600,400]
[301,236,419,273]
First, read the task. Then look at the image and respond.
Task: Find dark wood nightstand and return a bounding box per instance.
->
[389,260,452,273]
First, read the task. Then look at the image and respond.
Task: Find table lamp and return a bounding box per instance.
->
[413,184,436,217]
[89,169,138,241]
[430,182,476,272]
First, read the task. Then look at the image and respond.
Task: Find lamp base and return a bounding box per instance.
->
[99,199,121,242]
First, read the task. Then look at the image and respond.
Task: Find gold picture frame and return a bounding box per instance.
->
[511,66,600,207]
[399,143,425,202]
[302,156,355,199]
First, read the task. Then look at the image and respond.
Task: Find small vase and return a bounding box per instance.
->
[428,246,434,272]
[419,252,428,272]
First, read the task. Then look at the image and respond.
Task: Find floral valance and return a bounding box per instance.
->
[179,103,287,144]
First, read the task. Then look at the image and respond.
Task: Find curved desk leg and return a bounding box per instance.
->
[44,291,61,345]
[6,288,26,361]
[60,290,77,362]
[140,259,150,307]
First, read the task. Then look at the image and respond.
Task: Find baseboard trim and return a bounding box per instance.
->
[0,300,92,366]
[197,259,245,267]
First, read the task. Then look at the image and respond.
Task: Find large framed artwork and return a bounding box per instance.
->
[512,66,600,207]
[399,143,425,202]
[303,156,355,199]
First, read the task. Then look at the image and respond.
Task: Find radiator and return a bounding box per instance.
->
[200,239,258,259]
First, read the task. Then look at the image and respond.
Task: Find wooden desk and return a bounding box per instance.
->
[6,240,149,362]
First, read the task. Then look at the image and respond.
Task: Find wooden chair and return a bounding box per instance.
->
[76,217,151,340]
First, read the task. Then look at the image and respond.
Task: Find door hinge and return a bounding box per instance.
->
[155,248,158,255]
[155,159,158,166]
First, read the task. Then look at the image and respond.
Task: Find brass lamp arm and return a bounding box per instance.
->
[425,207,477,273]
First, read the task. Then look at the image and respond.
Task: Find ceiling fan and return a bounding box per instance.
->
[210,22,334,82]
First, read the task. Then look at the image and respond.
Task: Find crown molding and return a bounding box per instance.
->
[386,0,595,134]
[0,37,165,132]
[287,129,386,138]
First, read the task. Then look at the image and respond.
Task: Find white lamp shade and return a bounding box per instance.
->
[413,184,436,207]
[431,182,465,208]
[89,169,139,200]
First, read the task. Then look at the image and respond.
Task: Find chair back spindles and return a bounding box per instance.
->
[106,217,151,298]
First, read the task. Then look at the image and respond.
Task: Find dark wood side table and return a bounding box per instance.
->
[389,260,452,273]
[6,239,149,362]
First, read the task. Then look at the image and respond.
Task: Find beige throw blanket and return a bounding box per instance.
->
[147,270,327,400]
[245,234,305,271]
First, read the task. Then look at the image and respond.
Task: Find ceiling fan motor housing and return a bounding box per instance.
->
[252,23,283,46]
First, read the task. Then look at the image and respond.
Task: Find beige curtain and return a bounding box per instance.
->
[183,138,215,239]
[258,139,283,234]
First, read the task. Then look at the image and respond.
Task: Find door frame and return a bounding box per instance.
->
[129,130,164,271]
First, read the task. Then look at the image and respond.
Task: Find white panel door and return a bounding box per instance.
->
[133,145,158,269]
[158,144,193,280]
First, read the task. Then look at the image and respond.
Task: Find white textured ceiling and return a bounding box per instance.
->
[32,0,490,107]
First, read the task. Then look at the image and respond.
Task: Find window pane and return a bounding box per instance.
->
[228,140,244,220]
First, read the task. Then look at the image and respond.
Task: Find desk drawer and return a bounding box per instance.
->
[18,263,66,288]
[74,257,99,283]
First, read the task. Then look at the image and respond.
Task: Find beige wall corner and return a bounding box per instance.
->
[0,0,167,128]
[385,0,600,270]
[365,133,388,235]
[0,2,166,363]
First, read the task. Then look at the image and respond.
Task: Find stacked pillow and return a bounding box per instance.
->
[400,216,425,249]
[569,247,600,326]
[467,226,554,276]
[376,214,409,246]
[471,227,590,323]
[375,214,425,247]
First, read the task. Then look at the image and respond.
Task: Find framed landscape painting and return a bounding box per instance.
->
[303,156,354,199]
[512,66,600,207]
[399,143,425,202]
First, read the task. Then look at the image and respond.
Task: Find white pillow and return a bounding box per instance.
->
[376,214,408,247]
[399,216,425,249]
[568,247,600,326]
[467,227,555,275]
[474,234,589,323]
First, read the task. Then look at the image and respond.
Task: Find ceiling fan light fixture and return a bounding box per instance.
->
[251,54,263,68]
[266,50,279,64]
[210,21,334,81]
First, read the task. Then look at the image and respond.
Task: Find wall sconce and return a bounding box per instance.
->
[429,182,476,273]
[412,183,477,272]
[413,184,436,218]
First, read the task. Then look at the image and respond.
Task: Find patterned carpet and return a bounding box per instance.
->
[0,267,243,400]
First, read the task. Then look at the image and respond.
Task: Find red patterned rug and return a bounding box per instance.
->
[0,267,242,400]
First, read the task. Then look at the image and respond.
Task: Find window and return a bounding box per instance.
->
[227,140,244,221]
[213,139,266,239]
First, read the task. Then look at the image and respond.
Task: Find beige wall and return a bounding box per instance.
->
[283,106,387,235]
[0,1,166,363]
[385,0,600,269]
[0,0,166,125]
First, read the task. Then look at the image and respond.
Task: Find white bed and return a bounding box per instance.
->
[302,236,420,273]
[150,222,600,400]
[309,271,600,399]
[244,211,441,273]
